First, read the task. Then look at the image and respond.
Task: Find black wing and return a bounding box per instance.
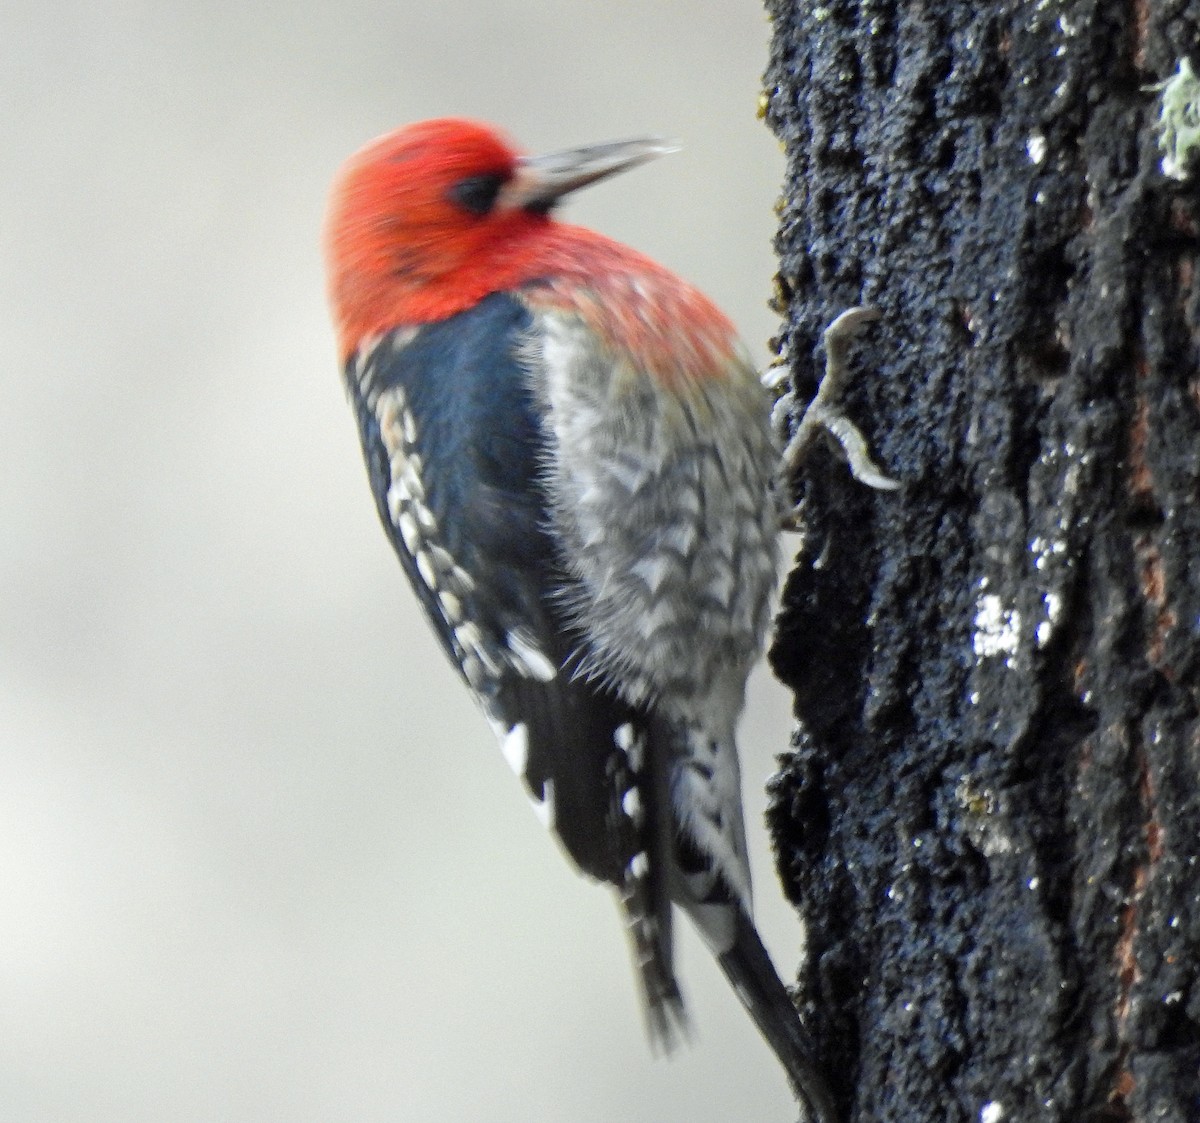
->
[344,292,685,1045]
[345,293,634,883]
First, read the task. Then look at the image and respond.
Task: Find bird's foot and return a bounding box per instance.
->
[767,306,898,529]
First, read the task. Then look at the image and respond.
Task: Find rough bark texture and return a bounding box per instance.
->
[762,4,1200,1121]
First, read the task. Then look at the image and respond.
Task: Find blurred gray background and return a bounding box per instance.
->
[2,2,801,1120]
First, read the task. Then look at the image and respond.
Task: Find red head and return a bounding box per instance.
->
[323,118,678,362]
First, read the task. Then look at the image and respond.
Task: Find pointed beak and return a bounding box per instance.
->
[504,137,680,212]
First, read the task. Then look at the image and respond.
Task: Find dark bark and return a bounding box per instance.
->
[762,4,1200,1121]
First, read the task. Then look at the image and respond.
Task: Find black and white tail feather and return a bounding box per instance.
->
[613,717,690,1052]
[645,718,836,1123]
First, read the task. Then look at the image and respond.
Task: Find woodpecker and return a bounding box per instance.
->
[323,118,868,1123]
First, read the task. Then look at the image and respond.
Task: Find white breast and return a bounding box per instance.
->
[521,309,780,733]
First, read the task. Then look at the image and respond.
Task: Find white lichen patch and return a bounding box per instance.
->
[1029,535,1068,572]
[1026,131,1048,164]
[981,1102,1005,1123]
[1149,58,1200,181]
[974,585,1021,662]
[1029,537,1069,647]
[1036,604,1056,647]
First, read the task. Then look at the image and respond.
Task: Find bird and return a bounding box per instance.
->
[323,117,843,1122]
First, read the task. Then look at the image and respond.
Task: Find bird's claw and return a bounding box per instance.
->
[770,305,899,528]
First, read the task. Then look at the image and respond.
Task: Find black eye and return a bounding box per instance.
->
[447,173,506,216]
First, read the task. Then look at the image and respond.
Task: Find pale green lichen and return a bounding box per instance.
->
[1150,58,1200,181]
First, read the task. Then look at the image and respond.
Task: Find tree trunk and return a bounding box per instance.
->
[762,4,1200,1121]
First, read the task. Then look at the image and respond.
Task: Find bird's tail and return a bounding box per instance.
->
[716,910,838,1123]
[617,873,690,1052]
[613,715,690,1052]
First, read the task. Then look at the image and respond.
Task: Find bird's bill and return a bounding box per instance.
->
[504,137,680,211]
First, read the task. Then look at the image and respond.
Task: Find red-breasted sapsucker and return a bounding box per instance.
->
[323,118,843,1123]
